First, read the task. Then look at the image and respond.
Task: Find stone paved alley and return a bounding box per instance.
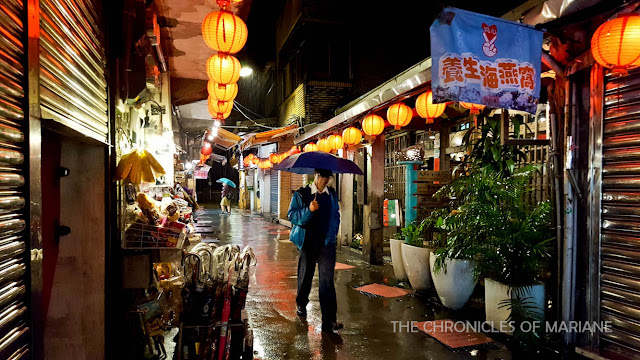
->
[196,206,518,360]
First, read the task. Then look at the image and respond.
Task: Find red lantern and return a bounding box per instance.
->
[342,127,362,146]
[288,146,301,155]
[208,97,233,119]
[362,114,385,138]
[208,81,238,102]
[304,143,317,152]
[317,138,331,153]
[416,90,446,124]
[201,142,213,156]
[202,11,248,54]
[327,134,344,151]
[591,16,640,76]
[269,153,278,164]
[386,103,413,130]
[206,54,241,84]
[459,102,486,115]
[252,157,259,165]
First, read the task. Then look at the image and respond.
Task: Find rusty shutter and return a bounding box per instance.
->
[39,0,108,143]
[600,69,640,356]
[0,1,29,358]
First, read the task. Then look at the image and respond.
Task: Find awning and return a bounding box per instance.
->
[212,127,242,150]
[241,125,297,150]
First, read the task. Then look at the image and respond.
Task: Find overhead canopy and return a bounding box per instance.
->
[212,127,242,150]
[241,125,297,150]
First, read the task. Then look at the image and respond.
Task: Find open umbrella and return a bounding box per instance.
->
[216,177,236,188]
[273,151,364,175]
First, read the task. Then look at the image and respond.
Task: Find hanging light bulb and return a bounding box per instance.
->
[185,162,193,170]
[213,120,221,128]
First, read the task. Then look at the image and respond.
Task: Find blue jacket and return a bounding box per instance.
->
[287,185,340,250]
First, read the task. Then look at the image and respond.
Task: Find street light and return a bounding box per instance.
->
[239,66,253,77]
[213,120,221,128]
[185,162,193,170]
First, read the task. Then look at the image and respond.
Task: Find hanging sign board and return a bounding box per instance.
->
[415,195,445,207]
[415,183,442,195]
[417,171,451,183]
[193,170,209,179]
[430,7,543,114]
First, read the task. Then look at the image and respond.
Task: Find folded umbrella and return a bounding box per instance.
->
[216,177,236,188]
[273,151,364,175]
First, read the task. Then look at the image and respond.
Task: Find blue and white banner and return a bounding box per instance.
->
[430,8,543,114]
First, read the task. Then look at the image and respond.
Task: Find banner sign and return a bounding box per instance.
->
[430,8,543,114]
[193,170,209,179]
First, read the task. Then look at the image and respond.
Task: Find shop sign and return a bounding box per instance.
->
[194,170,208,179]
[430,7,543,114]
[384,199,402,227]
[415,196,444,207]
[417,171,451,183]
[415,183,442,195]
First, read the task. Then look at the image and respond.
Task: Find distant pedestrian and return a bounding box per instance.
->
[220,183,232,215]
[288,168,343,333]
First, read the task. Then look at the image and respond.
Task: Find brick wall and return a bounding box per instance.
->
[305,80,353,124]
[278,83,305,127]
[277,136,306,220]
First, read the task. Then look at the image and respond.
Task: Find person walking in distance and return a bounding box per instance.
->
[287,168,342,333]
[220,183,232,215]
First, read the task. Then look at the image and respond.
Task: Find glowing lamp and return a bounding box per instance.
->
[208,96,233,117]
[416,90,446,124]
[591,16,640,76]
[269,153,278,164]
[327,134,344,151]
[386,103,412,130]
[317,138,331,153]
[288,146,301,155]
[362,114,385,138]
[202,11,248,54]
[252,157,259,165]
[304,143,317,152]
[459,102,486,115]
[206,54,241,84]
[342,127,362,146]
[208,81,238,102]
[201,142,213,156]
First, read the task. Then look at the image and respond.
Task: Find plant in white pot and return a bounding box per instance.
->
[390,231,408,283]
[400,220,432,292]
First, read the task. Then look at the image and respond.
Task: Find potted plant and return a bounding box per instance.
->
[390,231,408,283]
[400,220,433,292]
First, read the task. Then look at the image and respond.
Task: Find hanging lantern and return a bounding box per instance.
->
[269,153,278,164]
[208,96,233,117]
[252,157,259,165]
[201,142,213,156]
[317,138,331,153]
[327,134,344,151]
[386,103,413,130]
[591,16,640,76]
[342,127,362,146]
[208,81,238,102]
[202,11,248,54]
[459,102,486,115]
[206,54,241,84]
[278,153,286,163]
[304,143,318,152]
[416,90,446,124]
[288,145,301,155]
[362,114,385,138]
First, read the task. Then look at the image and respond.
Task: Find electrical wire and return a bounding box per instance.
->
[233,103,275,130]
[234,100,266,119]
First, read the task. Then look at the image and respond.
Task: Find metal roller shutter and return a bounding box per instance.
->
[600,69,640,356]
[0,1,29,358]
[270,171,278,215]
[39,0,108,143]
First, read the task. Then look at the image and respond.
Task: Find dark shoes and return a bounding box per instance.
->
[321,321,344,333]
[296,305,307,317]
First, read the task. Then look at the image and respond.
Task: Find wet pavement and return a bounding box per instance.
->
[204,206,515,360]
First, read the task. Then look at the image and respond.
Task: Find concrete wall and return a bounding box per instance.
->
[44,138,106,359]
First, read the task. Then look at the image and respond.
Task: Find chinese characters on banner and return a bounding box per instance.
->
[430,8,543,114]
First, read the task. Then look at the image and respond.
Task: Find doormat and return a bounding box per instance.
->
[335,262,355,270]
[414,320,495,350]
[354,283,411,298]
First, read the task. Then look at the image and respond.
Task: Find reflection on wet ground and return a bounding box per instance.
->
[206,207,513,360]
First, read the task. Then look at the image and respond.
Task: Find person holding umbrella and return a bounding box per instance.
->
[217,178,236,215]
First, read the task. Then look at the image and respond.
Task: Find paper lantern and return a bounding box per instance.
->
[206,54,241,84]
[201,142,213,156]
[288,146,301,155]
[208,81,238,102]
[208,96,233,118]
[278,153,286,163]
[416,90,446,124]
[252,157,259,165]
[386,103,413,130]
[362,114,385,137]
[459,102,486,115]
[327,134,344,151]
[317,138,331,153]
[342,127,362,146]
[269,153,278,164]
[304,143,317,152]
[202,11,248,54]
[592,16,640,76]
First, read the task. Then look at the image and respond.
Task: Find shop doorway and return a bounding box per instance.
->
[41,130,106,359]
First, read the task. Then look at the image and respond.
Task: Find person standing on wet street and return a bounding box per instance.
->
[288,168,343,333]
[220,183,232,215]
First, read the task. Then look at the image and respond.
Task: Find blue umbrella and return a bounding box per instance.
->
[273,151,364,175]
[216,178,236,188]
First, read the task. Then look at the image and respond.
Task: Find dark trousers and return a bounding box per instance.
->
[296,240,337,323]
